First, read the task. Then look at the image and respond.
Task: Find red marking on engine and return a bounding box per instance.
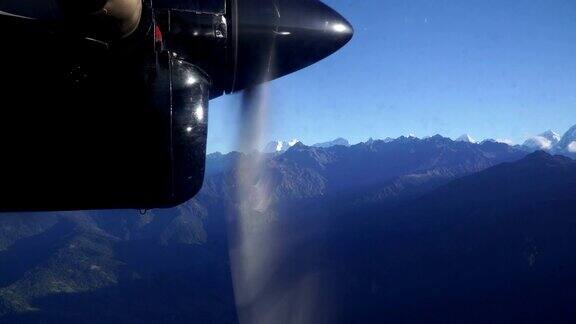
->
[154,25,163,44]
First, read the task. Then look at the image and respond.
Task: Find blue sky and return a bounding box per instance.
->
[207,0,576,153]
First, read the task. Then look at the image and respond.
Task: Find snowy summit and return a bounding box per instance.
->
[263,139,301,153]
[456,134,477,143]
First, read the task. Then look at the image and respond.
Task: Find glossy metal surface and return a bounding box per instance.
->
[227,0,353,92]
[169,58,210,205]
[153,0,226,14]
[157,0,354,95]
[0,0,353,211]
[157,8,229,98]
[0,8,209,211]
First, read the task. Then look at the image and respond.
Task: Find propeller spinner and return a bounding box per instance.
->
[229,0,353,92]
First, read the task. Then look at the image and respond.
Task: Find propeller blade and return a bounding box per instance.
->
[0,10,34,20]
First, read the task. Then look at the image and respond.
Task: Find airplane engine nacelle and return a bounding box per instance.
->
[0,0,352,211]
[0,14,210,211]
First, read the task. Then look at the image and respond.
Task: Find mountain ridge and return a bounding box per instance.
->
[324,150,576,323]
[1,133,575,322]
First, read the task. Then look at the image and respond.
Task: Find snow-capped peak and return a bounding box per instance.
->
[557,125,576,153]
[523,137,553,151]
[274,141,284,152]
[263,139,301,153]
[312,138,350,148]
[540,130,561,143]
[288,139,300,147]
[456,134,476,143]
[496,139,514,145]
[524,130,561,152]
[568,141,576,153]
[519,125,576,155]
[481,138,513,145]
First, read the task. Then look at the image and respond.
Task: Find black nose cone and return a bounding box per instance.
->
[229,0,354,93]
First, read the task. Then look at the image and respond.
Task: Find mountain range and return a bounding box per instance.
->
[263,138,350,153]
[0,132,575,323]
[262,139,300,153]
[328,151,576,323]
[262,123,576,158]
[520,126,576,157]
[312,137,350,148]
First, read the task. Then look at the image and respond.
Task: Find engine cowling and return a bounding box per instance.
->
[0,0,352,211]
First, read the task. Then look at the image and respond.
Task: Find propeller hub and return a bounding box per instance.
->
[227,0,353,93]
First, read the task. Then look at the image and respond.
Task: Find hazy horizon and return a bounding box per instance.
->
[207,123,575,154]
